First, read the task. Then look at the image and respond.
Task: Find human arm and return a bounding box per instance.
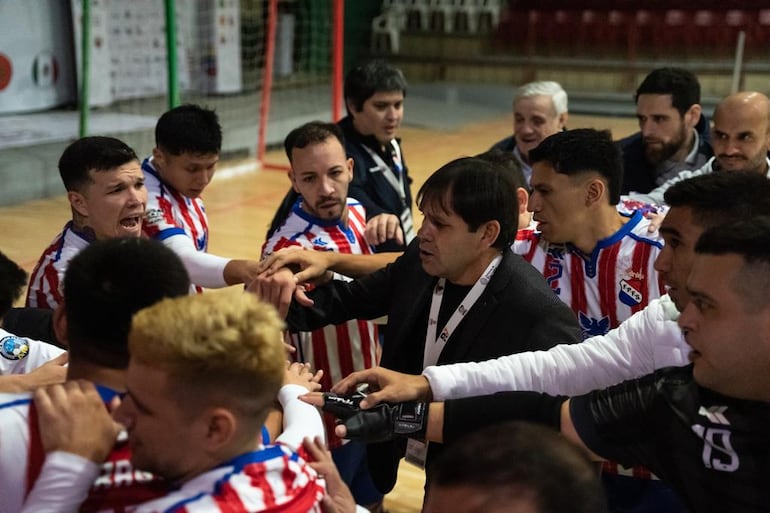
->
[257,247,400,283]
[331,367,433,408]
[162,233,263,288]
[20,380,122,513]
[1,308,62,347]
[424,296,687,400]
[313,368,674,470]
[276,362,326,448]
[0,352,68,393]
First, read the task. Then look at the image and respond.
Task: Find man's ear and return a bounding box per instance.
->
[480,220,501,248]
[288,170,301,194]
[685,104,702,129]
[558,111,569,129]
[201,407,238,452]
[53,303,69,348]
[516,187,529,215]
[585,178,606,207]
[67,190,88,218]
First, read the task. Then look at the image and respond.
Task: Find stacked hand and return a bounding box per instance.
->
[303,391,428,443]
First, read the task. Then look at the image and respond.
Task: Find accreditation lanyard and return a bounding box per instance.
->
[422,254,502,368]
[362,140,416,243]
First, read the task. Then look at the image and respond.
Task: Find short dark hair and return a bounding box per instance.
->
[428,422,606,513]
[417,156,518,250]
[529,128,622,204]
[695,216,770,310]
[283,121,345,162]
[58,136,138,192]
[63,238,190,369]
[635,67,701,117]
[664,173,770,230]
[344,60,407,114]
[475,148,527,191]
[155,104,222,155]
[0,251,27,319]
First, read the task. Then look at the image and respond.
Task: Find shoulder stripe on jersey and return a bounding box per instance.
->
[156,227,188,241]
[0,397,32,410]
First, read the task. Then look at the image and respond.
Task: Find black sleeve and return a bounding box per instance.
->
[2,308,64,348]
[443,391,565,445]
[285,247,410,331]
[570,371,666,467]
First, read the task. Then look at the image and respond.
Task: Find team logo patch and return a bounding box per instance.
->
[619,279,643,306]
[144,208,164,226]
[0,336,29,361]
[579,313,610,338]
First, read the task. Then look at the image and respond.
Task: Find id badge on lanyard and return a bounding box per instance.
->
[406,254,503,469]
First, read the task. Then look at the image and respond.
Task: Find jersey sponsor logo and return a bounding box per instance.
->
[578,313,610,338]
[311,237,328,247]
[619,279,643,306]
[92,457,155,489]
[1,336,29,360]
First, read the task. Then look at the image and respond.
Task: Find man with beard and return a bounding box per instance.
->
[491,81,569,187]
[619,68,712,195]
[634,91,770,206]
[261,121,383,511]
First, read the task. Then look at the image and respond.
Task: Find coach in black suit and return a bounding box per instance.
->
[272,156,583,493]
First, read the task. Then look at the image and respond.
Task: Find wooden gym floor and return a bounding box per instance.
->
[0,112,639,511]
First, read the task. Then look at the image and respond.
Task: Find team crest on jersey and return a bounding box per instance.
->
[579,313,610,338]
[0,336,29,360]
[619,278,643,306]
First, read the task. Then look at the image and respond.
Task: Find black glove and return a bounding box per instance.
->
[321,393,429,443]
[320,390,368,420]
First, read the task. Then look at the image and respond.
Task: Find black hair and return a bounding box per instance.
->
[283,121,345,162]
[475,148,528,191]
[695,216,770,310]
[428,422,607,513]
[58,136,139,192]
[529,128,622,204]
[635,67,701,117]
[344,60,407,114]
[417,156,518,250]
[664,173,770,230]
[155,104,222,155]
[0,251,27,319]
[64,238,190,369]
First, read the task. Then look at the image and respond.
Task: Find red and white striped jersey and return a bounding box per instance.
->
[25,221,91,309]
[133,445,324,513]
[141,158,208,294]
[513,211,665,339]
[0,387,166,513]
[262,198,378,448]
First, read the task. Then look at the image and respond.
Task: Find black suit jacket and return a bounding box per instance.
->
[287,240,582,492]
[338,116,412,253]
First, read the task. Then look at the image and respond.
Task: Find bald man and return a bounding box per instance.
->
[636,91,770,205]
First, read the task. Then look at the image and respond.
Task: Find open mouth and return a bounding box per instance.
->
[120,215,142,229]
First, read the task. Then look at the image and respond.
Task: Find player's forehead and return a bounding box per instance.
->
[87,161,143,184]
[636,94,676,116]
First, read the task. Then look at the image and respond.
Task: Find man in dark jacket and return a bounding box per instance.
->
[619,67,712,195]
